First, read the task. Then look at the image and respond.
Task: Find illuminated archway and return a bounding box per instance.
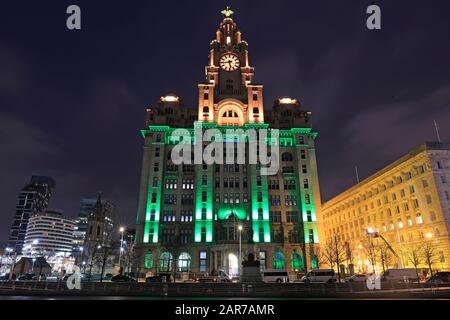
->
[177,252,191,272]
[159,252,173,272]
[218,206,246,220]
[217,99,245,126]
[273,251,285,269]
[291,251,304,272]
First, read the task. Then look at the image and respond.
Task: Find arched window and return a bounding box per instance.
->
[96,226,101,236]
[253,107,259,114]
[159,252,173,272]
[273,251,285,269]
[144,253,154,269]
[178,252,191,272]
[291,251,304,272]
[203,106,209,113]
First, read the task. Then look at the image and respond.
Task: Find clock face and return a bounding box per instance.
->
[220,54,240,71]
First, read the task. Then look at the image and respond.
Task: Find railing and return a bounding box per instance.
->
[0,280,448,297]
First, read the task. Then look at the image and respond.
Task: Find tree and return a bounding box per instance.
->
[407,246,421,282]
[377,243,393,274]
[332,233,346,281]
[321,232,346,281]
[321,239,336,270]
[363,238,378,273]
[422,242,440,277]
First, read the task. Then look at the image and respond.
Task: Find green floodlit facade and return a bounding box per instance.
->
[135,10,322,277]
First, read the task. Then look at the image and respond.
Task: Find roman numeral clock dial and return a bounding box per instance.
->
[219,54,240,71]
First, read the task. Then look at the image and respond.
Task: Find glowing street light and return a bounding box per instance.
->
[119,227,125,272]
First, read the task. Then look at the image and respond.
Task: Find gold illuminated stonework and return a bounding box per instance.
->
[318,142,450,275]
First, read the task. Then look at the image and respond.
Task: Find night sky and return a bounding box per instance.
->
[0,1,449,242]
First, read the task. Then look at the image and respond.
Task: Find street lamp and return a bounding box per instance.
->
[238,225,243,275]
[119,227,125,272]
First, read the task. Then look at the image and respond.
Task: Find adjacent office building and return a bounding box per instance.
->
[7,176,56,253]
[319,142,450,273]
[134,9,321,276]
[22,209,76,257]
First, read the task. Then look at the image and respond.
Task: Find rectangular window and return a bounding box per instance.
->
[308,229,315,243]
[258,208,263,220]
[199,251,207,272]
[300,149,306,159]
[258,227,265,242]
[201,208,207,220]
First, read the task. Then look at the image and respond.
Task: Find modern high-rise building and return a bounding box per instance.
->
[22,209,76,257]
[134,9,321,277]
[319,142,450,274]
[73,198,98,249]
[8,176,56,253]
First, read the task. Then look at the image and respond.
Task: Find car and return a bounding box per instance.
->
[0,274,11,281]
[17,274,35,281]
[104,273,113,281]
[381,268,418,282]
[262,269,289,283]
[426,272,450,284]
[146,273,174,283]
[300,269,336,283]
[344,274,368,283]
[110,274,136,283]
[32,274,47,281]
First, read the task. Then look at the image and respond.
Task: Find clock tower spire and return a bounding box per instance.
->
[197,7,264,126]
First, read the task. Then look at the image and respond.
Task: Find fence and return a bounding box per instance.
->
[0,280,448,298]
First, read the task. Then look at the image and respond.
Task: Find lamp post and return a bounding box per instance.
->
[119,227,125,273]
[238,225,243,276]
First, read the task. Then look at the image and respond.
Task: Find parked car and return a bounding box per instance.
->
[0,273,11,281]
[17,274,35,281]
[262,269,289,283]
[32,274,46,281]
[381,268,418,282]
[104,273,113,281]
[344,274,368,283]
[111,274,136,283]
[426,272,450,284]
[146,275,172,283]
[300,269,336,283]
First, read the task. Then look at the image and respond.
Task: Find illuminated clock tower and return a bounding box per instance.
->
[198,8,264,126]
[135,7,321,278]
